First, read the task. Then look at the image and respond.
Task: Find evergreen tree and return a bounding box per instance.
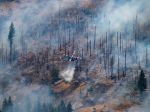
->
[8,22,15,63]
[42,103,48,112]
[53,107,59,112]
[138,70,147,93]
[58,100,67,112]
[67,102,73,112]
[1,97,13,112]
[51,68,60,84]
[49,104,54,112]
[7,96,13,112]
[7,96,12,106]
[2,98,8,112]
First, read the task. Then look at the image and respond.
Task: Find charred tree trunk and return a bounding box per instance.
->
[52,49,55,69]
[124,47,127,77]
[72,35,75,53]
[118,55,120,80]
[117,32,118,46]
[87,33,89,52]
[90,40,92,57]
[106,32,107,51]
[110,55,114,77]
[69,28,71,45]
[145,47,148,67]
[120,33,122,53]
[82,48,84,59]
[93,26,96,50]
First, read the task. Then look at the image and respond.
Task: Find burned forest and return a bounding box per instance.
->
[0,0,149,112]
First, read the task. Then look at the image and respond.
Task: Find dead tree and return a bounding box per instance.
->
[82,48,84,59]
[106,32,108,51]
[6,48,8,64]
[72,34,75,53]
[120,32,122,52]
[117,32,118,46]
[64,36,67,55]
[135,15,138,49]
[87,33,89,52]
[68,28,71,44]
[1,42,4,64]
[99,37,101,50]
[59,38,62,51]
[52,49,55,69]
[145,47,148,67]
[124,46,127,77]
[134,15,139,63]
[86,68,89,77]
[118,55,120,80]
[93,26,96,50]
[103,51,107,71]
[110,55,114,77]
[90,40,92,57]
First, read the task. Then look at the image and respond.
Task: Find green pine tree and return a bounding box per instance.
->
[7,96,12,106]
[49,104,54,112]
[58,100,67,112]
[138,70,147,93]
[67,102,73,112]
[51,68,60,84]
[2,97,13,112]
[42,103,48,112]
[8,22,15,63]
[7,96,13,112]
[2,98,8,112]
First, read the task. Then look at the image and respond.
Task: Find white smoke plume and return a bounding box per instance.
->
[60,64,75,82]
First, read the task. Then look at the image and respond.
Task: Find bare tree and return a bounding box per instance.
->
[145,47,148,67]
[110,55,115,77]
[93,26,96,50]
[118,55,120,80]
[90,40,92,57]
[87,33,89,52]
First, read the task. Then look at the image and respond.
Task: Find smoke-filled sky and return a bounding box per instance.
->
[0,0,149,48]
[102,0,149,66]
[0,0,78,48]
[97,0,150,31]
